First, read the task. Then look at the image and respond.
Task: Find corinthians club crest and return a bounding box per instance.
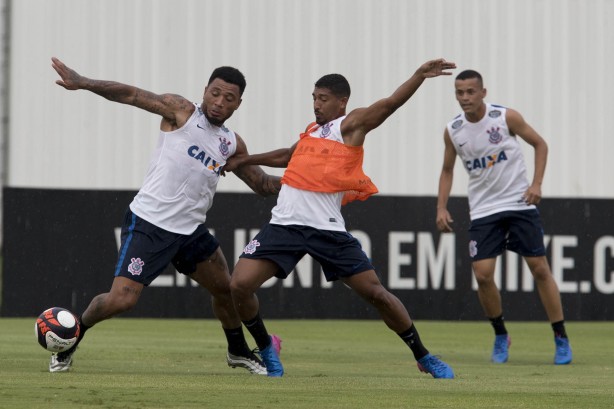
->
[487,126,503,144]
[128,257,145,276]
[320,122,332,137]
[219,137,232,157]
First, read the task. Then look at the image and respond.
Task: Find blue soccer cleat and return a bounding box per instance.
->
[259,334,284,377]
[554,336,572,365]
[417,354,455,379]
[492,334,511,364]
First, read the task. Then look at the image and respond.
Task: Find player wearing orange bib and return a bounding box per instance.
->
[225,59,457,378]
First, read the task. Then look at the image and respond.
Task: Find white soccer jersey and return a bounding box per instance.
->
[446,103,535,220]
[270,117,346,231]
[130,104,237,234]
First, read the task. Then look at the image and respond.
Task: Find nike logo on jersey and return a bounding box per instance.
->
[196,122,230,133]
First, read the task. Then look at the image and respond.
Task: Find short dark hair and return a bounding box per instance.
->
[208,66,246,95]
[314,74,351,98]
[456,70,483,87]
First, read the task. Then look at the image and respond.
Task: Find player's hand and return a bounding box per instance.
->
[224,154,247,173]
[51,57,84,90]
[436,208,454,232]
[522,184,542,205]
[419,58,457,79]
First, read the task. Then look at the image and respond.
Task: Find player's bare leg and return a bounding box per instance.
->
[80,277,143,325]
[343,270,454,379]
[191,247,240,328]
[343,270,411,332]
[191,247,267,375]
[49,277,143,372]
[230,258,283,376]
[524,255,572,364]
[230,258,278,321]
[472,258,510,363]
[472,258,502,317]
[524,256,564,322]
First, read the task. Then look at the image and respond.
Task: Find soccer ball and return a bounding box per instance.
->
[35,307,80,352]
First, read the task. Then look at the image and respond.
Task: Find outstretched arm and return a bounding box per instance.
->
[224,141,299,172]
[506,108,548,205]
[229,134,283,196]
[51,57,193,129]
[436,129,457,232]
[340,58,456,146]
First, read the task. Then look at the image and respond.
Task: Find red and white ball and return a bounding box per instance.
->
[35,307,80,352]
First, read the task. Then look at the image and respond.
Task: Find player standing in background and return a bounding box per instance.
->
[49,57,281,374]
[435,69,572,365]
[224,58,457,378]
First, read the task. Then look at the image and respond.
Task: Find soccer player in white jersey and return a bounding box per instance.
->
[436,69,572,365]
[224,58,457,378]
[49,57,280,374]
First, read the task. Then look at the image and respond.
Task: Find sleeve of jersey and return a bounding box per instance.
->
[281,137,378,205]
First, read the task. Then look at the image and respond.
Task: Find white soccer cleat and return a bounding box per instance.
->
[226,350,267,375]
[49,350,74,373]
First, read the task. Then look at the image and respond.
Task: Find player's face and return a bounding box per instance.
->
[202,78,242,126]
[312,87,347,125]
[455,78,487,117]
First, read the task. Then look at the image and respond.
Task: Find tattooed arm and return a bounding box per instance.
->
[230,133,282,196]
[51,57,193,130]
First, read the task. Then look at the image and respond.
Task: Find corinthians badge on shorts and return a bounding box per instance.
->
[128,257,145,276]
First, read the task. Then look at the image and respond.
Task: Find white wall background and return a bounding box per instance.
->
[7,0,614,198]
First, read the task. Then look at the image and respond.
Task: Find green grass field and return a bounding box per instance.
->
[1,319,612,408]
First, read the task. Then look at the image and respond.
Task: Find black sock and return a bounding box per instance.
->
[398,324,429,361]
[75,314,90,345]
[242,313,271,351]
[551,320,568,338]
[61,314,90,356]
[223,326,251,355]
[489,315,508,336]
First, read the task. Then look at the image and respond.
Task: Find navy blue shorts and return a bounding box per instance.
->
[468,209,546,261]
[240,223,374,281]
[114,209,220,286]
